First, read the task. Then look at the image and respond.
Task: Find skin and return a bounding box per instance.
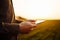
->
[19,20,36,33]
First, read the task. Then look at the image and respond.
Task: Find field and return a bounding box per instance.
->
[17,20,60,40]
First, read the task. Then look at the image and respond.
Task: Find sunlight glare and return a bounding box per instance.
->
[12,0,60,20]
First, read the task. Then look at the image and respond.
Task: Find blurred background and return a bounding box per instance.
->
[15,16,60,40]
[12,0,60,40]
[13,0,60,20]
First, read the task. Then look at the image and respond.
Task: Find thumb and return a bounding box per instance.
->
[27,22,36,28]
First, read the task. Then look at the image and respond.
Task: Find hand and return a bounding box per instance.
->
[19,20,36,33]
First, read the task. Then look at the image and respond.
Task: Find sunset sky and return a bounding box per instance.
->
[12,0,60,20]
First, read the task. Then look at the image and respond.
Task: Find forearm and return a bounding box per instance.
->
[0,22,20,34]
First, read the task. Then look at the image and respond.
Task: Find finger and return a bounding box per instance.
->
[27,20,36,22]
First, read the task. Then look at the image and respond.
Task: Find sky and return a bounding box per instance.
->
[12,0,60,20]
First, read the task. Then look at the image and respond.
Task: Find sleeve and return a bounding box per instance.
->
[0,22,20,34]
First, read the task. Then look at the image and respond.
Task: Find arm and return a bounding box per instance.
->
[0,22,20,34]
[0,20,36,34]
